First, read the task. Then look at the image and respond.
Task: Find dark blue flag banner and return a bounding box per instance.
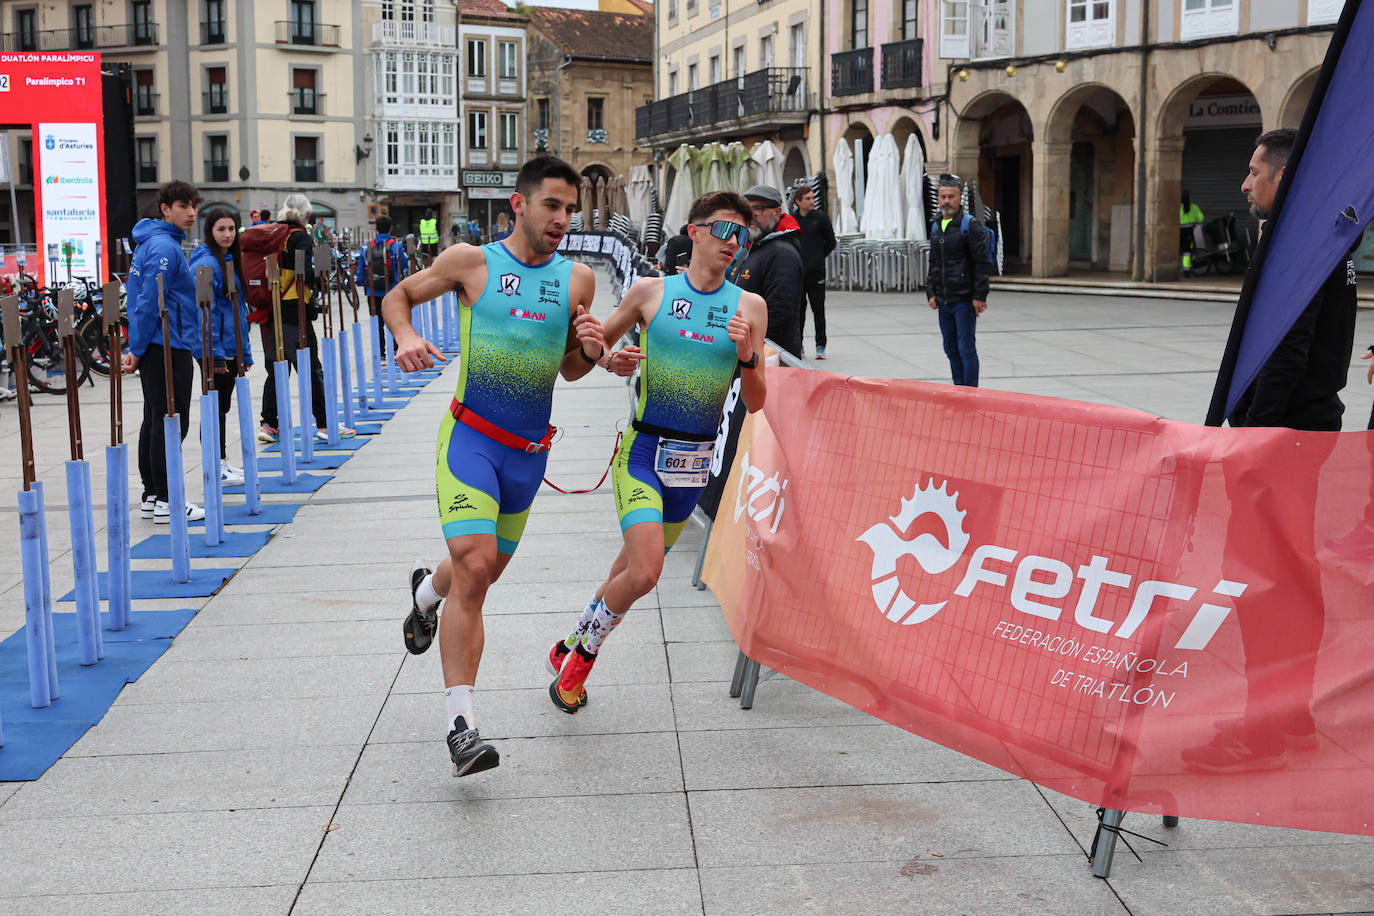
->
[1207,0,1374,425]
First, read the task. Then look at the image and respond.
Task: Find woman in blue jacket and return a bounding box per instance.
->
[190,208,254,487]
[121,180,205,524]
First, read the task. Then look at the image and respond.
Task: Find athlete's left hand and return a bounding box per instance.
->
[728,312,753,360]
[606,344,646,377]
[572,304,605,360]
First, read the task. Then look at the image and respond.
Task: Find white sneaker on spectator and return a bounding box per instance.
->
[221,463,245,486]
[153,500,206,524]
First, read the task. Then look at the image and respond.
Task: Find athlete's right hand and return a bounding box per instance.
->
[1362,349,1372,385]
[606,345,646,377]
[394,333,447,372]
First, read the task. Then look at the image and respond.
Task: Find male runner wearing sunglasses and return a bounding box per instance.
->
[383,156,610,777]
[543,191,769,712]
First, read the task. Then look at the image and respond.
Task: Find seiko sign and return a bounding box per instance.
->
[461,170,517,187]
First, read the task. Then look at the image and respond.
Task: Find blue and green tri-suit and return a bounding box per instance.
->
[614,273,743,549]
[436,242,572,554]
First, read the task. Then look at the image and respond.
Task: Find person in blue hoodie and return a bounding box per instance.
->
[355,215,408,357]
[121,180,206,524]
[189,208,254,487]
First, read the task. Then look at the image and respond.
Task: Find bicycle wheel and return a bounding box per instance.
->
[26,320,92,395]
[81,315,112,377]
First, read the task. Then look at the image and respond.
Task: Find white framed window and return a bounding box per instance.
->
[732,44,746,78]
[1066,0,1113,49]
[1180,0,1237,40]
[467,39,486,77]
[760,35,774,69]
[939,0,969,59]
[668,69,678,95]
[709,53,721,84]
[790,23,806,69]
[498,41,518,79]
[468,110,487,149]
[1308,0,1341,25]
[499,112,518,149]
[380,119,456,182]
[400,0,414,21]
[688,62,698,90]
[377,50,454,106]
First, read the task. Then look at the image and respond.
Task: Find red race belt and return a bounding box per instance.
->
[449,398,555,454]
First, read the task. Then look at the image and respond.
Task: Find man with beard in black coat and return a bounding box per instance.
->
[738,184,804,359]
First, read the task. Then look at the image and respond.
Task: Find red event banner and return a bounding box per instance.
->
[704,370,1374,836]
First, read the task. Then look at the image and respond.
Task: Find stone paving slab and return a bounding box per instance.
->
[688,781,1083,867]
[0,745,360,819]
[0,805,332,897]
[310,793,695,882]
[678,723,1010,791]
[111,653,401,705]
[0,886,298,916]
[292,870,704,916]
[345,731,684,805]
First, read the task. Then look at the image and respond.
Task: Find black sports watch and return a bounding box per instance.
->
[579,345,602,365]
[737,351,759,370]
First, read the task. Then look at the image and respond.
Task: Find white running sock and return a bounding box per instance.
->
[416,574,444,613]
[581,598,627,655]
[563,594,600,649]
[444,685,475,731]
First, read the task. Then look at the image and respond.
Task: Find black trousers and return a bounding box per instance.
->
[213,359,241,460]
[137,344,195,501]
[259,322,328,430]
[800,272,827,349]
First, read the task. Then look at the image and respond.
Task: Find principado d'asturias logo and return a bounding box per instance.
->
[855,476,1250,652]
[44,135,55,150]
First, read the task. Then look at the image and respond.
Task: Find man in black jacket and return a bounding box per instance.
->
[926,175,990,387]
[794,185,837,358]
[739,184,803,359]
[1183,128,1358,773]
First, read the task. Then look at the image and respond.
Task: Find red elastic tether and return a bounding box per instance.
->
[543,430,622,494]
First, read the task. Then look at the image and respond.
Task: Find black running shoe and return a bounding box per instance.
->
[403,560,436,655]
[447,716,499,777]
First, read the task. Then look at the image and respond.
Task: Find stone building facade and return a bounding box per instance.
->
[525,6,654,184]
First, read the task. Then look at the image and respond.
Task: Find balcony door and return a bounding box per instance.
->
[972,0,1011,58]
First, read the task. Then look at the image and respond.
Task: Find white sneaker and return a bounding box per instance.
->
[140,495,157,518]
[153,500,206,524]
[221,463,245,486]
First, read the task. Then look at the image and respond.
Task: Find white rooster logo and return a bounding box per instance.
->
[855,479,970,626]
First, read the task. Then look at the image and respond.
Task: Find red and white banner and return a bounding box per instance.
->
[704,371,1374,835]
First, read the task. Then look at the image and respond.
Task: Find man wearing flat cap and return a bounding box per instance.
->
[738,184,804,359]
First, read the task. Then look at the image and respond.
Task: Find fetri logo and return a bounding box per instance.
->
[679,329,714,344]
[509,307,545,322]
[855,476,1247,652]
[857,479,970,625]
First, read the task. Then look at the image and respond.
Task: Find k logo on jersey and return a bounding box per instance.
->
[670,298,692,319]
[499,273,520,296]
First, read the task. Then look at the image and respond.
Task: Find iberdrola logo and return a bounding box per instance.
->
[856,478,969,626]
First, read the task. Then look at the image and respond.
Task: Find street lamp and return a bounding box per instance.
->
[355,132,374,163]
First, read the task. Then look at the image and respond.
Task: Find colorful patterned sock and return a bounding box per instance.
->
[563,594,600,649]
[581,597,627,655]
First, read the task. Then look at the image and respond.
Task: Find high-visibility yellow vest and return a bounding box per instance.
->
[419,218,439,244]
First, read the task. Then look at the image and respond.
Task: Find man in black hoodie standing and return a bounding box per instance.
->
[739,184,804,359]
[926,175,990,387]
[794,184,837,358]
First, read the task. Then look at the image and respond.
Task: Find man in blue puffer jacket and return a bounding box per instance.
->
[121,180,206,524]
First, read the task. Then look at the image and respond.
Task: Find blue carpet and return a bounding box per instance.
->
[353,406,399,420]
[0,610,198,779]
[60,568,237,601]
[282,422,384,437]
[130,530,273,559]
[223,473,331,494]
[256,452,352,470]
[190,502,303,526]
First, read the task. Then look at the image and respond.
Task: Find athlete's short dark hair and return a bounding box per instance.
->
[1255,128,1297,173]
[157,180,202,210]
[375,215,392,234]
[687,191,751,226]
[515,156,581,198]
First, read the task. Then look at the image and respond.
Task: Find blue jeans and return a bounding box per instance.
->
[937,301,979,387]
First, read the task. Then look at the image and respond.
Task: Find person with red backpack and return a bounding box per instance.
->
[241,193,354,441]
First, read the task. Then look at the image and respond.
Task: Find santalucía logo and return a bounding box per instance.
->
[855,477,1247,651]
